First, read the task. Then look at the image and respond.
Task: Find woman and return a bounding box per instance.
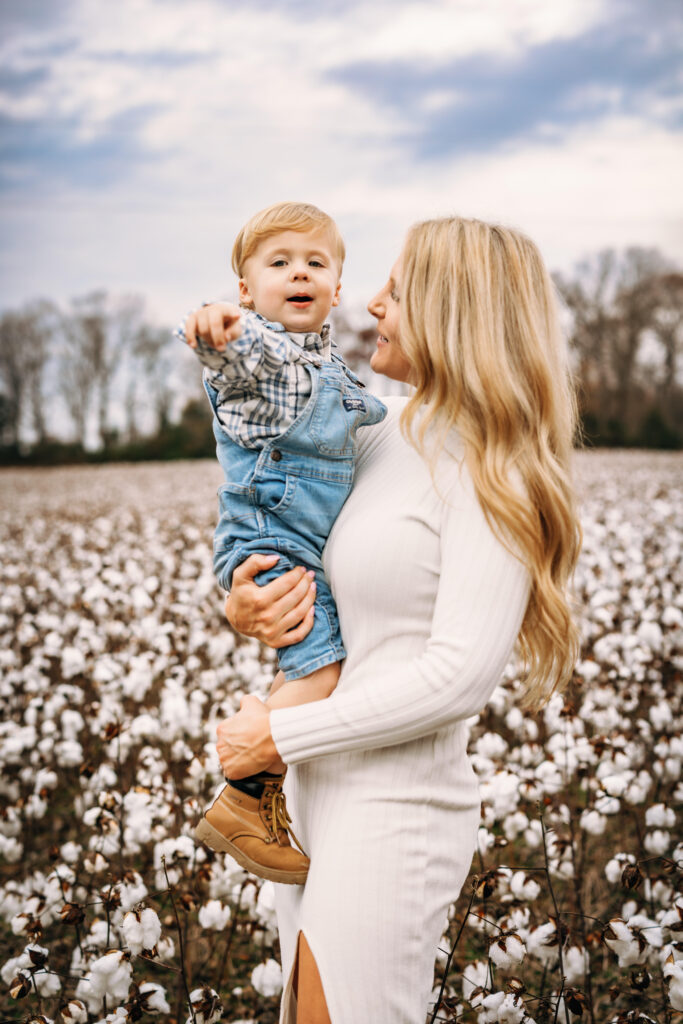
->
[199,217,581,1024]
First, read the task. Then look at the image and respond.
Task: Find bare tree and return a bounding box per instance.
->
[0,312,27,445]
[62,291,145,448]
[60,309,96,447]
[647,272,683,397]
[21,299,59,444]
[132,324,175,435]
[555,247,679,437]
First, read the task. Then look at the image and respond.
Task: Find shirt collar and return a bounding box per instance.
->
[254,312,335,351]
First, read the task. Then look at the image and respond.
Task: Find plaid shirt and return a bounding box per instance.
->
[176,310,334,449]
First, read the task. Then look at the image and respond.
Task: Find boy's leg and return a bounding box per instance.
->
[262,663,341,774]
[267,662,340,709]
[194,659,341,884]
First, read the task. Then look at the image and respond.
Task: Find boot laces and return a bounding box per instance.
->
[263,784,307,856]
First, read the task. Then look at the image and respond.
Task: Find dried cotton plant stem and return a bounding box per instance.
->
[427,886,476,1024]
[539,812,570,1024]
[162,857,197,1024]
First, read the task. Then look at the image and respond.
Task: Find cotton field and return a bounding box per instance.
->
[1,452,682,1024]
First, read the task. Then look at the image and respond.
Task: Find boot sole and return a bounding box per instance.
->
[194,818,309,885]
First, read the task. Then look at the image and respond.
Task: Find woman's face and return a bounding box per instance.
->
[367,255,413,384]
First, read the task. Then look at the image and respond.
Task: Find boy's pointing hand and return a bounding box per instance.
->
[185,301,243,351]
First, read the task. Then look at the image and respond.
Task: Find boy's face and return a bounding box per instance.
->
[238,228,342,335]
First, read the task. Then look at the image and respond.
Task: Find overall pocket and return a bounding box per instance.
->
[253,473,297,516]
[309,382,366,457]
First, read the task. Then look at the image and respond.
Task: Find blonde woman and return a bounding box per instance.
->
[202,217,581,1024]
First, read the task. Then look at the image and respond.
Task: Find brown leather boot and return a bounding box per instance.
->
[194,774,309,885]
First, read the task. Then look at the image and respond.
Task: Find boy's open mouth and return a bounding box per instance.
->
[287,295,313,304]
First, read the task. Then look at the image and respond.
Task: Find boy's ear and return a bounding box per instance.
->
[238,278,255,309]
[331,280,342,308]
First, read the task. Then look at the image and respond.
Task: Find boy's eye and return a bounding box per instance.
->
[309,259,324,268]
[272,259,287,267]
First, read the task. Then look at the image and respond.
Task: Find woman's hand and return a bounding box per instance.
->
[225,554,316,647]
[216,695,278,778]
[184,302,243,351]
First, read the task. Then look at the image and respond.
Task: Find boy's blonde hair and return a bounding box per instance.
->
[399,216,582,711]
[231,201,345,277]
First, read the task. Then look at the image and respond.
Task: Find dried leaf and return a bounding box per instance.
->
[630,967,650,990]
[60,902,85,925]
[621,863,643,890]
[9,974,32,1000]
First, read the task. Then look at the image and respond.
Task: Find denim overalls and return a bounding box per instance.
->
[205,352,387,681]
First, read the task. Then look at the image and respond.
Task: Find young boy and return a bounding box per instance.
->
[177,202,386,884]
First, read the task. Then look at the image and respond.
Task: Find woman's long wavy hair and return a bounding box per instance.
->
[399,217,581,710]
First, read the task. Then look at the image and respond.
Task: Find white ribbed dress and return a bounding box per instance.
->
[269,396,531,1024]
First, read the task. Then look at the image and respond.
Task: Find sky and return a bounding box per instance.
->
[1,0,682,325]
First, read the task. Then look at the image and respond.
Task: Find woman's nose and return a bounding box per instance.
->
[367,292,383,317]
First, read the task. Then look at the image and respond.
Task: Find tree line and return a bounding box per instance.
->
[1,245,682,464]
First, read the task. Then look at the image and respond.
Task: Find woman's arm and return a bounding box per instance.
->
[225,555,317,646]
[268,486,531,764]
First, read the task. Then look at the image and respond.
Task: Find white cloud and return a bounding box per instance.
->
[323,0,610,65]
[0,0,681,325]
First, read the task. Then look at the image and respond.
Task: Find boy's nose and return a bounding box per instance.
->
[290,264,310,279]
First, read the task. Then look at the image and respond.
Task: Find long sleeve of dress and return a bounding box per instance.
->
[269,459,531,764]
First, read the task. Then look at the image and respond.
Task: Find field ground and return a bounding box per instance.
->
[1,452,682,1024]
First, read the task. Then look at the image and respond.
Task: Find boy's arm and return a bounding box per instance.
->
[175,302,292,380]
[185,302,242,351]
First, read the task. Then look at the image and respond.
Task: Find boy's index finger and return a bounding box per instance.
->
[184,313,198,347]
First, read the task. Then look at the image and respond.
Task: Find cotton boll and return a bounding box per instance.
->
[462,959,489,1007]
[80,950,133,1010]
[605,853,636,884]
[660,897,683,942]
[251,958,283,997]
[61,647,87,678]
[479,990,530,1023]
[255,881,278,934]
[488,933,526,969]
[503,811,529,841]
[138,982,171,1014]
[580,809,607,835]
[62,999,88,1023]
[664,954,683,1011]
[595,793,621,815]
[534,760,564,794]
[509,871,541,901]
[650,701,674,731]
[644,830,671,856]
[117,873,148,912]
[604,919,648,967]
[600,772,631,798]
[33,969,62,997]
[186,987,222,1024]
[526,922,559,966]
[623,770,653,805]
[563,946,589,986]
[474,732,508,760]
[0,835,23,863]
[523,820,543,849]
[156,935,175,961]
[59,841,82,864]
[121,907,161,954]
[198,900,231,931]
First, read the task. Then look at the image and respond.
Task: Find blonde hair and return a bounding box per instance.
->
[399,217,581,710]
[231,201,345,277]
